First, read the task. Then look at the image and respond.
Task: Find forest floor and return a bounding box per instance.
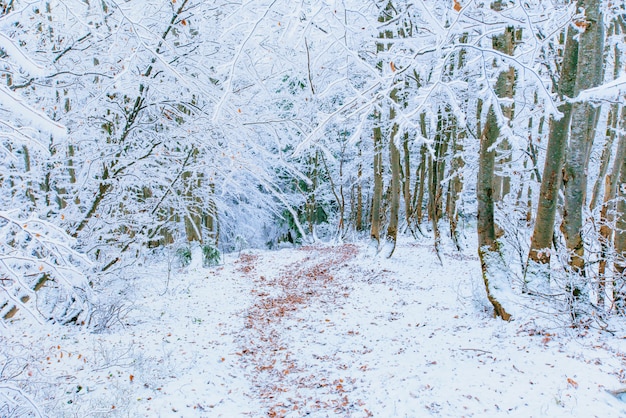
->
[3,237,626,417]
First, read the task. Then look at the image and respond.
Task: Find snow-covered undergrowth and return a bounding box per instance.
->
[2,237,626,417]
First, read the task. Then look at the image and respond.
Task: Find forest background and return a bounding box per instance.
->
[1,0,626,341]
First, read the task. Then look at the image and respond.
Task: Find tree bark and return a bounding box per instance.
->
[447,130,464,250]
[526,19,579,275]
[414,125,428,225]
[590,104,618,211]
[560,0,604,275]
[492,26,516,208]
[614,123,626,301]
[403,133,414,234]
[386,91,401,255]
[478,106,511,320]
[356,150,363,231]
[370,118,383,245]
[371,1,396,248]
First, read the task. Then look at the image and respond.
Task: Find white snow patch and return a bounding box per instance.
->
[2,238,626,417]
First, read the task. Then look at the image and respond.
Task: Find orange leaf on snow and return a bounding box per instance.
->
[129,374,134,382]
[453,0,462,12]
[567,378,578,389]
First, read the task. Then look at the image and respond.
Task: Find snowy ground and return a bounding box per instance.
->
[3,237,626,417]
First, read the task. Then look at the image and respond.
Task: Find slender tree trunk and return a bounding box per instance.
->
[371,118,383,245]
[448,131,464,250]
[414,127,428,225]
[386,134,401,252]
[526,21,579,277]
[371,1,396,248]
[598,126,625,306]
[614,121,626,307]
[492,25,516,210]
[614,162,626,268]
[560,0,604,277]
[597,107,625,307]
[307,152,319,236]
[590,104,618,211]
[428,112,447,257]
[478,106,511,320]
[403,133,414,234]
[356,149,363,231]
[477,5,516,319]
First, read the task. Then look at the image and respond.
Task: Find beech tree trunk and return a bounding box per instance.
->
[370,3,395,247]
[477,106,511,320]
[447,130,464,250]
[492,25,516,209]
[526,19,579,277]
[560,0,604,278]
[403,134,414,234]
[477,5,516,320]
[386,104,401,254]
[615,135,626,304]
[371,115,384,245]
[598,124,625,306]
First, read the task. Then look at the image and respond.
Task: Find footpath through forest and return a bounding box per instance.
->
[3,238,626,417]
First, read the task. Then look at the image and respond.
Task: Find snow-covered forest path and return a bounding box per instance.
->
[227,241,626,417]
[3,239,626,417]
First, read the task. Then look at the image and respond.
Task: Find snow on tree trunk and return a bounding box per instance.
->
[526,19,579,285]
[477,106,511,321]
[560,0,604,310]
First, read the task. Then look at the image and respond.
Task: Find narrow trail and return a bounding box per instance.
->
[235,245,361,416]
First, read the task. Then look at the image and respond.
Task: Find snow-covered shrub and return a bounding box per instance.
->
[201,244,220,267]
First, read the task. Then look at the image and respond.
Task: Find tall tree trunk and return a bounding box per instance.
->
[403,133,415,234]
[492,25,516,212]
[598,21,625,306]
[307,152,319,236]
[478,5,516,319]
[478,106,511,320]
[597,106,625,307]
[447,131,464,250]
[590,104,618,211]
[371,1,396,248]
[356,150,363,231]
[560,0,604,278]
[371,118,383,245]
[428,111,447,258]
[614,126,626,307]
[386,90,401,255]
[414,125,428,226]
[526,19,579,279]
[598,123,625,306]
